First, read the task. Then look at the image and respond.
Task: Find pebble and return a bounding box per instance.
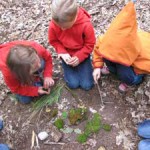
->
[98,146,106,150]
[38,131,49,140]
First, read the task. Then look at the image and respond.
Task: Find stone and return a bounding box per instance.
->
[49,124,62,142]
[38,131,49,141]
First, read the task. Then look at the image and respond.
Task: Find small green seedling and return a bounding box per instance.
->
[77,113,111,143]
[102,124,111,131]
[54,118,64,129]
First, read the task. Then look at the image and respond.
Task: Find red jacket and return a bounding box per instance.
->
[48,7,95,63]
[0,41,53,96]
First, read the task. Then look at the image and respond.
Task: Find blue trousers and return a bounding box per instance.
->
[16,59,45,104]
[138,120,150,150]
[104,59,144,85]
[0,144,10,150]
[62,56,94,90]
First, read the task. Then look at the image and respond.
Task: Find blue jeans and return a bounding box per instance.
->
[62,56,94,90]
[138,120,150,150]
[16,59,45,104]
[0,120,3,130]
[0,144,10,150]
[104,59,144,86]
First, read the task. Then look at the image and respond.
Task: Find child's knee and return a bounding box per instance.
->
[66,81,80,89]
[80,82,94,91]
[138,140,150,150]
[118,73,134,85]
[16,95,33,104]
[0,144,10,150]
[138,120,150,138]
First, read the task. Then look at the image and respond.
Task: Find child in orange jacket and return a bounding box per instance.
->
[48,0,95,90]
[0,41,54,104]
[92,2,150,92]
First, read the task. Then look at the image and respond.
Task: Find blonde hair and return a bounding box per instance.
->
[7,45,38,85]
[51,0,78,23]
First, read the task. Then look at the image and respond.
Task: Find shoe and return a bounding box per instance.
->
[101,66,110,75]
[118,83,128,92]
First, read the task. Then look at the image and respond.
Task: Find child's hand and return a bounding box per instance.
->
[68,56,79,67]
[93,68,101,84]
[38,87,51,95]
[44,77,54,89]
[58,54,71,64]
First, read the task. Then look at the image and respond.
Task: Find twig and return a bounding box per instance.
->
[31,130,35,149]
[96,83,104,106]
[26,22,41,39]
[44,142,65,145]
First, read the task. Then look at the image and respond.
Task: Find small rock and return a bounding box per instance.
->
[38,131,49,141]
[49,124,62,142]
[98,146,106,150]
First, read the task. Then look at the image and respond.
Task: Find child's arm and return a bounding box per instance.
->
[3,71,39,96]
[92,36,104,68]
[31,42,55,89]
[73,22,95,63]
[92,36,104,83]
[48,23,68,54]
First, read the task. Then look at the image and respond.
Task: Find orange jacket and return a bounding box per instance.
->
[93,2,150,74]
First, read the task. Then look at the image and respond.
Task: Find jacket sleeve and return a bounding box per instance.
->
[31,42,53,78]
[92,36,104,68]
[48,22,68,54]
[2,70,39,96]
[73,22,96,62]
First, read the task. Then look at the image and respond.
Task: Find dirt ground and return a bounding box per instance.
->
[0,0,150,150]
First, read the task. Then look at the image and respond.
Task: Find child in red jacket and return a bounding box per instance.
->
[0,41,54,104]
[49,0,95,90]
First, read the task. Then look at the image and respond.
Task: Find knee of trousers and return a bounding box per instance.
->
[66,80,80,89]
[0,144,10,150]
[138,120,150,138]
[17,96,33,104]
[138,140,150,150]
[80,82,94,91]
[118,73,135,85]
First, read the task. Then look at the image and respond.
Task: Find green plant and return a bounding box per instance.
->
[77,133,88,143]
[102,124,111,131]
[84,113,101,135]
[77,113,111,143]
[49,108,58,119]
[68,108,87,125]
[54,118,64,129]
[33,84,63,110]
[29,83,63,120]
[62,111,68,119]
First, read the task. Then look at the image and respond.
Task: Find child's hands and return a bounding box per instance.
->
[58,54,71,64]
[38,87,51,95]
[68,56,79,67]
[44,77,54,89]
[93,68,101,84]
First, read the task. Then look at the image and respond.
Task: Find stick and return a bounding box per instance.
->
[31,130,35,149]
[44,142,65,145]
[26,22,41,39]
[96,83,104,106]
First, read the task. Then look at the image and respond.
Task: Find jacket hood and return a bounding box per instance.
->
[74,7,91,25]
[99,2,141,66]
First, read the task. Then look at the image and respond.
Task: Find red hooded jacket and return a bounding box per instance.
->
[48,7,95,63]
[0,41,53,96]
